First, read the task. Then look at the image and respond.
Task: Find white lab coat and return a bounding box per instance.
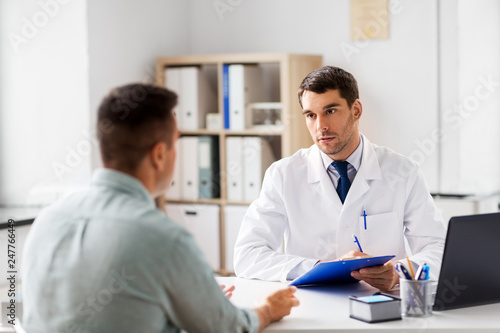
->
[234,134,446,282]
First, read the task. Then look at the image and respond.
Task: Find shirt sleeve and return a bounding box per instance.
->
[403,166,446,280]
[286,259,319,281]
[162,231,260,333]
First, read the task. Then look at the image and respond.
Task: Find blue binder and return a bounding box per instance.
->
[222,64,230,129]
[198,136,220,199]
[289,255,395,287]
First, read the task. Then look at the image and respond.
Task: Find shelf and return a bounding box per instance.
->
[156,53,322,66]
[157,53,323,274]
[179,129,284,136]
[223,128,283,136]
[165,199,258,206]
[222,200,254,206]
[165,198,222,205]
[179,129,221,136]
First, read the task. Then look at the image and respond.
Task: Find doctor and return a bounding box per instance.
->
[234,66,446,291]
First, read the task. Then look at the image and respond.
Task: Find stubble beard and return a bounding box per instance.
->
[317,114,355,157]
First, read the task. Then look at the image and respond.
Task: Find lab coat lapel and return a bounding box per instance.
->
[307,145,344,211]
[344,134,382,206]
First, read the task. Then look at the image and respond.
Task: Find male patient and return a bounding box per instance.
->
[234,66,446,291]
[22,84,298,332]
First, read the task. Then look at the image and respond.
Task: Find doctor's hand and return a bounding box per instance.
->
[350,261,400,292]
[254,286,300,332]
[316,250,370,264]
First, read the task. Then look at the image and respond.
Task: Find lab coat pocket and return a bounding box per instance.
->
[358,212,399,256]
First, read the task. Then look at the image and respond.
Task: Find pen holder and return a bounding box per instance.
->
[400,279,433,317]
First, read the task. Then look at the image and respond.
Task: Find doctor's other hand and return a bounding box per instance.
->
[254,286,300,332]
[350,260,400,291]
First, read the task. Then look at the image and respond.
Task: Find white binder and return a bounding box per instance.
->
[225,136,243,202]
[228,65,263,130]
[164,67,182,128]
[165,67,216,131]
[180,67,198,130]
[182,67,217,130]
[224,205,248,272]
[166,203,220,270]
[242,137,276,202]
[166,139,182,200]
[180,137,199,200]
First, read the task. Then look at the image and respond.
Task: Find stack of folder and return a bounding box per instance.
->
[226,136,276,203]
[167,136,220,201]
[164,66,217,130]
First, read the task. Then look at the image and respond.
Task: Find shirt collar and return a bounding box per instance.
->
[91,168,155,208]
[320,134,364,171]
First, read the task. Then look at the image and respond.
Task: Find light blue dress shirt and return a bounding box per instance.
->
[22,168,259,333]
[320,134,364,187]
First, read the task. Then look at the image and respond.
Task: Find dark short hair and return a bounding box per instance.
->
[298,66,359,108]
[97,83,177,172]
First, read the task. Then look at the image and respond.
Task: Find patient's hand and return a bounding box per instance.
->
[220,284,236,299]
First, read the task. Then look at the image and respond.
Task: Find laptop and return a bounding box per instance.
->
[433,212,500,311]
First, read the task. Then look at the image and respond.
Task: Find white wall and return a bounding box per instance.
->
[439,0,500,195]
[87,0,190,169]
[0,0,90,206]
[459,1,500,195]
[1,0,499,205]
[188,0,500,196]
[188,0,440,192]
[0,0,190,206]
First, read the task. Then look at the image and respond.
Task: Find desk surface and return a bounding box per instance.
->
[217,277,500,333]
[0,206,41,228]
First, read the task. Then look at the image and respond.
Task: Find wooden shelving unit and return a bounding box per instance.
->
[156,53,323,275]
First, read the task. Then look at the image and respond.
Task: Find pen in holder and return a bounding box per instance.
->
[400,279,433,317]
[396,262,433,317]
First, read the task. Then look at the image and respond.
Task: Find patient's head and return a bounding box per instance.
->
[97,83,178,174]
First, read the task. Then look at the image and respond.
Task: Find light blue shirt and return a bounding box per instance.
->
[22,168,259,333]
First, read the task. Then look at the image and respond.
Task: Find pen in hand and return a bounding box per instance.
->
[351,234,363,253]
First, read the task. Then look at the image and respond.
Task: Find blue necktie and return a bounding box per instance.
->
[332,161,351,204]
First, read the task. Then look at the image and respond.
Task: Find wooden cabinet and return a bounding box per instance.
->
[155,53,322,274]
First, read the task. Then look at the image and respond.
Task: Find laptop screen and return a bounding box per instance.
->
[433,212,500,311]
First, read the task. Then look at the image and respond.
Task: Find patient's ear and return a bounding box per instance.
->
[150,141,168,171]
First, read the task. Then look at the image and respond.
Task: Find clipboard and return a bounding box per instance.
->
[289,255,395,287]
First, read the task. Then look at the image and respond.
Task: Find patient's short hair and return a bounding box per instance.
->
[97,83,177,172]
